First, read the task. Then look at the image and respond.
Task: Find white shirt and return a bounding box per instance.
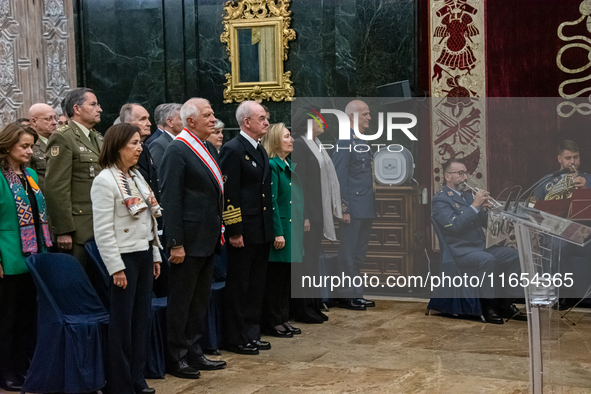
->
[38,134,48,145]
[71,120,90,138]
[240,130,258,149]
[164,129,176,141]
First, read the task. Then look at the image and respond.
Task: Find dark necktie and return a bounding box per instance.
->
[89,131,100,152]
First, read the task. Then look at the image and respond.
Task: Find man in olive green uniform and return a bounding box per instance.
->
[45,88,103,267]
[28,103,58,192]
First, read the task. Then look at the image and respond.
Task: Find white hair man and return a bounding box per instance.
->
[218,100,274,355]
[159,98,227,377]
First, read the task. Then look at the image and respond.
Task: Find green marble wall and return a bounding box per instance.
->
[74,0,417,134]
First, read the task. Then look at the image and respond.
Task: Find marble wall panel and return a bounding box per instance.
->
[75,0,417,134]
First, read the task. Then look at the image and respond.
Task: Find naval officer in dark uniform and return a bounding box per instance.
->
[45,88,103,267]
[219,100,274,355]
[331,100,376,310]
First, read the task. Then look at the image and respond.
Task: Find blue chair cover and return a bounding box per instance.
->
[144,297,167,379]
[200,281,225,351]
[427,218,484,319]
[85,241,111,310]
[84,241,167,379]
[24,253,109,393]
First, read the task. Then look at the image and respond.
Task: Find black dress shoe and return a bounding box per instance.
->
[225,343,259,355]
[264,326,293,338]
[317,310,329,321]
[283,321,301,335]
[356,298,375,307]
[203,348,222,356]
[500,304,527,321]
[337,300,366,311]
[137,388,156,394]
[251,339,271,350]
[168,359,201,379]
[0,372,23,392]
[189,355,227,370]
[483,307,504,324]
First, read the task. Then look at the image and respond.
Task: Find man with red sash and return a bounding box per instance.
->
[159,98,227,379]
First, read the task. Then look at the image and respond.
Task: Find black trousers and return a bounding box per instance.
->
[262,263,291,327]
[0,273,37,378]
[106,250,153,394]
[337,218,373,299]
[224,242,270,346]
[167,254,214,363]
[292,221,323,317]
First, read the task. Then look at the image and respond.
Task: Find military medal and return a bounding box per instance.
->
[252,161,257,167]
[90,166,95,178]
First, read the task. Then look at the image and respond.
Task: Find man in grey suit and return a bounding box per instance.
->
[145,103,168,147]
[149,103,183,170]
[28,103,58,192]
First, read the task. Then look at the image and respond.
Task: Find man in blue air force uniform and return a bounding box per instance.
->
[331,100,376,310]
[432,159,526,324]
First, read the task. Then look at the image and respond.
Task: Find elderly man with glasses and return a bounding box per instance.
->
[432,159,526,324]
[27,103,58,192]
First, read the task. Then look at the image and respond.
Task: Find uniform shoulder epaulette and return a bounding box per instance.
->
[56,124,70,134]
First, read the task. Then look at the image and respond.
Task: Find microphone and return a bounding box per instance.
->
[514,168,572,213]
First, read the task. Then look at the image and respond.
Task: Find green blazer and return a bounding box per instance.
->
[269,156,304,263]
[0,168,46,275]
[45,121,102,244]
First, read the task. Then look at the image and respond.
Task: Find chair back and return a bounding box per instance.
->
[26,253,107,320]
[85,241,111,309]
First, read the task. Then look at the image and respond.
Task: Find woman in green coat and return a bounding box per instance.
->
[0,123,52,392]
[260,123,304,338]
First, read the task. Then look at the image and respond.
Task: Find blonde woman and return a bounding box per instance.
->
[260,123,304,337]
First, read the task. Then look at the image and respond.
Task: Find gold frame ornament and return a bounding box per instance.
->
[220,0,296,103]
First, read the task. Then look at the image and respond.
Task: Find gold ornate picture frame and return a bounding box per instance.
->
[220,0,296,103]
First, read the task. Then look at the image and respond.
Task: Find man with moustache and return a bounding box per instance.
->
[219,101,274,355]
[432,159,526,324]
[331,99,376,310]
[45,88,103,267]
[159,98,227,378]
[28,103,58,192]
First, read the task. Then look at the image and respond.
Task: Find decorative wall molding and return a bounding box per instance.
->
[0,0,75,130]
[0,0,23,127]
[429,0,487,195]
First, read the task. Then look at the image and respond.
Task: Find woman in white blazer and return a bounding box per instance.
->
[91,123,162,394]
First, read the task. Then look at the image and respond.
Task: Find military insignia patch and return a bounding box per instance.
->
[448,191,453,196]
[455,203,459,208]
[96,133,104,141]
[252,161,257,167]
[79,146,87,152]
[51,146,59,156]
[245,155,250,160]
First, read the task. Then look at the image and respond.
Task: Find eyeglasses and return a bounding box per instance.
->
[447,171,469,176]
[248,116,267,123]
[40,116,58,122]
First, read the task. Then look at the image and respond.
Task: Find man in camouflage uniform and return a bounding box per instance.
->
[45,88,103,267]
